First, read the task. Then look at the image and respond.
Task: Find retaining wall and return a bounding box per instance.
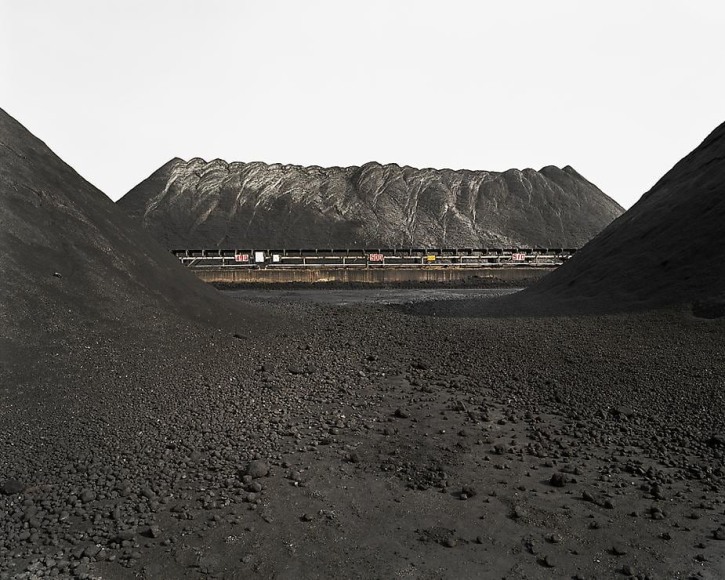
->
[191,267,553,285]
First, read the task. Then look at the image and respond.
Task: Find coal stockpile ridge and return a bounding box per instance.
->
[0,108,259,353]
[118,158,623,250]
[518,121,725,312]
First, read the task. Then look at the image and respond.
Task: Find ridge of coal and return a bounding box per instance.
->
[519,121,725,312]
[0,108,263,358]
[118,158,623,249]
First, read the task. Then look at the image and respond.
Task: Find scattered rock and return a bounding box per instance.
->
[511,505,527,520]
[1,479,24,495]
[460,485,477,499]
[83,544,102,559]
[245,460,270,479]
[539,554,556,568]
[142,526,162,539]
[443,536,457,548]
[549,472,568,487]
[582,490,596,503]
[611,543,628,556]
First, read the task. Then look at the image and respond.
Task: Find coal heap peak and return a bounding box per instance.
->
[523,120,725,311]
[0,108,256,349]
[118,157,623,250]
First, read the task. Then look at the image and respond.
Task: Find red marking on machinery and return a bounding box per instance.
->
[512,253,526,262]
[368,253,385,262]
[235,253,250,262]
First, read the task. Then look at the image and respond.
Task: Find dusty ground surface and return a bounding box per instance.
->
[222,287,517,307]
[2,291,724,580]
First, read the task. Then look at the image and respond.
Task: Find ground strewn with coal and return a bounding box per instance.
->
[118,159,623,249]
[1,299,724,579]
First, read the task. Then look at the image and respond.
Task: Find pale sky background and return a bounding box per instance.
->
[1,0,723,208]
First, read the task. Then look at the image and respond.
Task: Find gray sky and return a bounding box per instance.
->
[2,0,723,208]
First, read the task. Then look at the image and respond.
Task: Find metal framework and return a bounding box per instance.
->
[171,248,577,268]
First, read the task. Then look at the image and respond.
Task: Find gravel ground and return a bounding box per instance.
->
[222,287,518,307]
[2,293,724,580]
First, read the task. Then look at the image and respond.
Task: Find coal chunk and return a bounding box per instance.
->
[549,473,568,487]
[1,479,24,495]
[245,460,270,479]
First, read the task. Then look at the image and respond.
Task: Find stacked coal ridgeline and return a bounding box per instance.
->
[118,158,622,250]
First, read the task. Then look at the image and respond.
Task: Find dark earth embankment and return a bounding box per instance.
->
[525,120,725,312]
[0,108,272,364]
[202,267,549,290]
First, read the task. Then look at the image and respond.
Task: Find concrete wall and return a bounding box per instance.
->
[191,267,554,285]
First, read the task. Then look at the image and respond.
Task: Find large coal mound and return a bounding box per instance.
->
[522,121,725,311]
[118,159,623,249]
[0,108,249,348]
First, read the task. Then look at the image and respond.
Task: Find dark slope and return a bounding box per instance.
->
[0,109,259,349]
[518,121,725,311]
[118,159,623,249]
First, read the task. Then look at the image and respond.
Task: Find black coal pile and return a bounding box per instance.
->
[520,121,725,312]
[0,109,279,576]
[118,158,622,249]
[0,108,254,351]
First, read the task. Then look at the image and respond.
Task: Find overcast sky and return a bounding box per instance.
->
[2,0,723,208]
